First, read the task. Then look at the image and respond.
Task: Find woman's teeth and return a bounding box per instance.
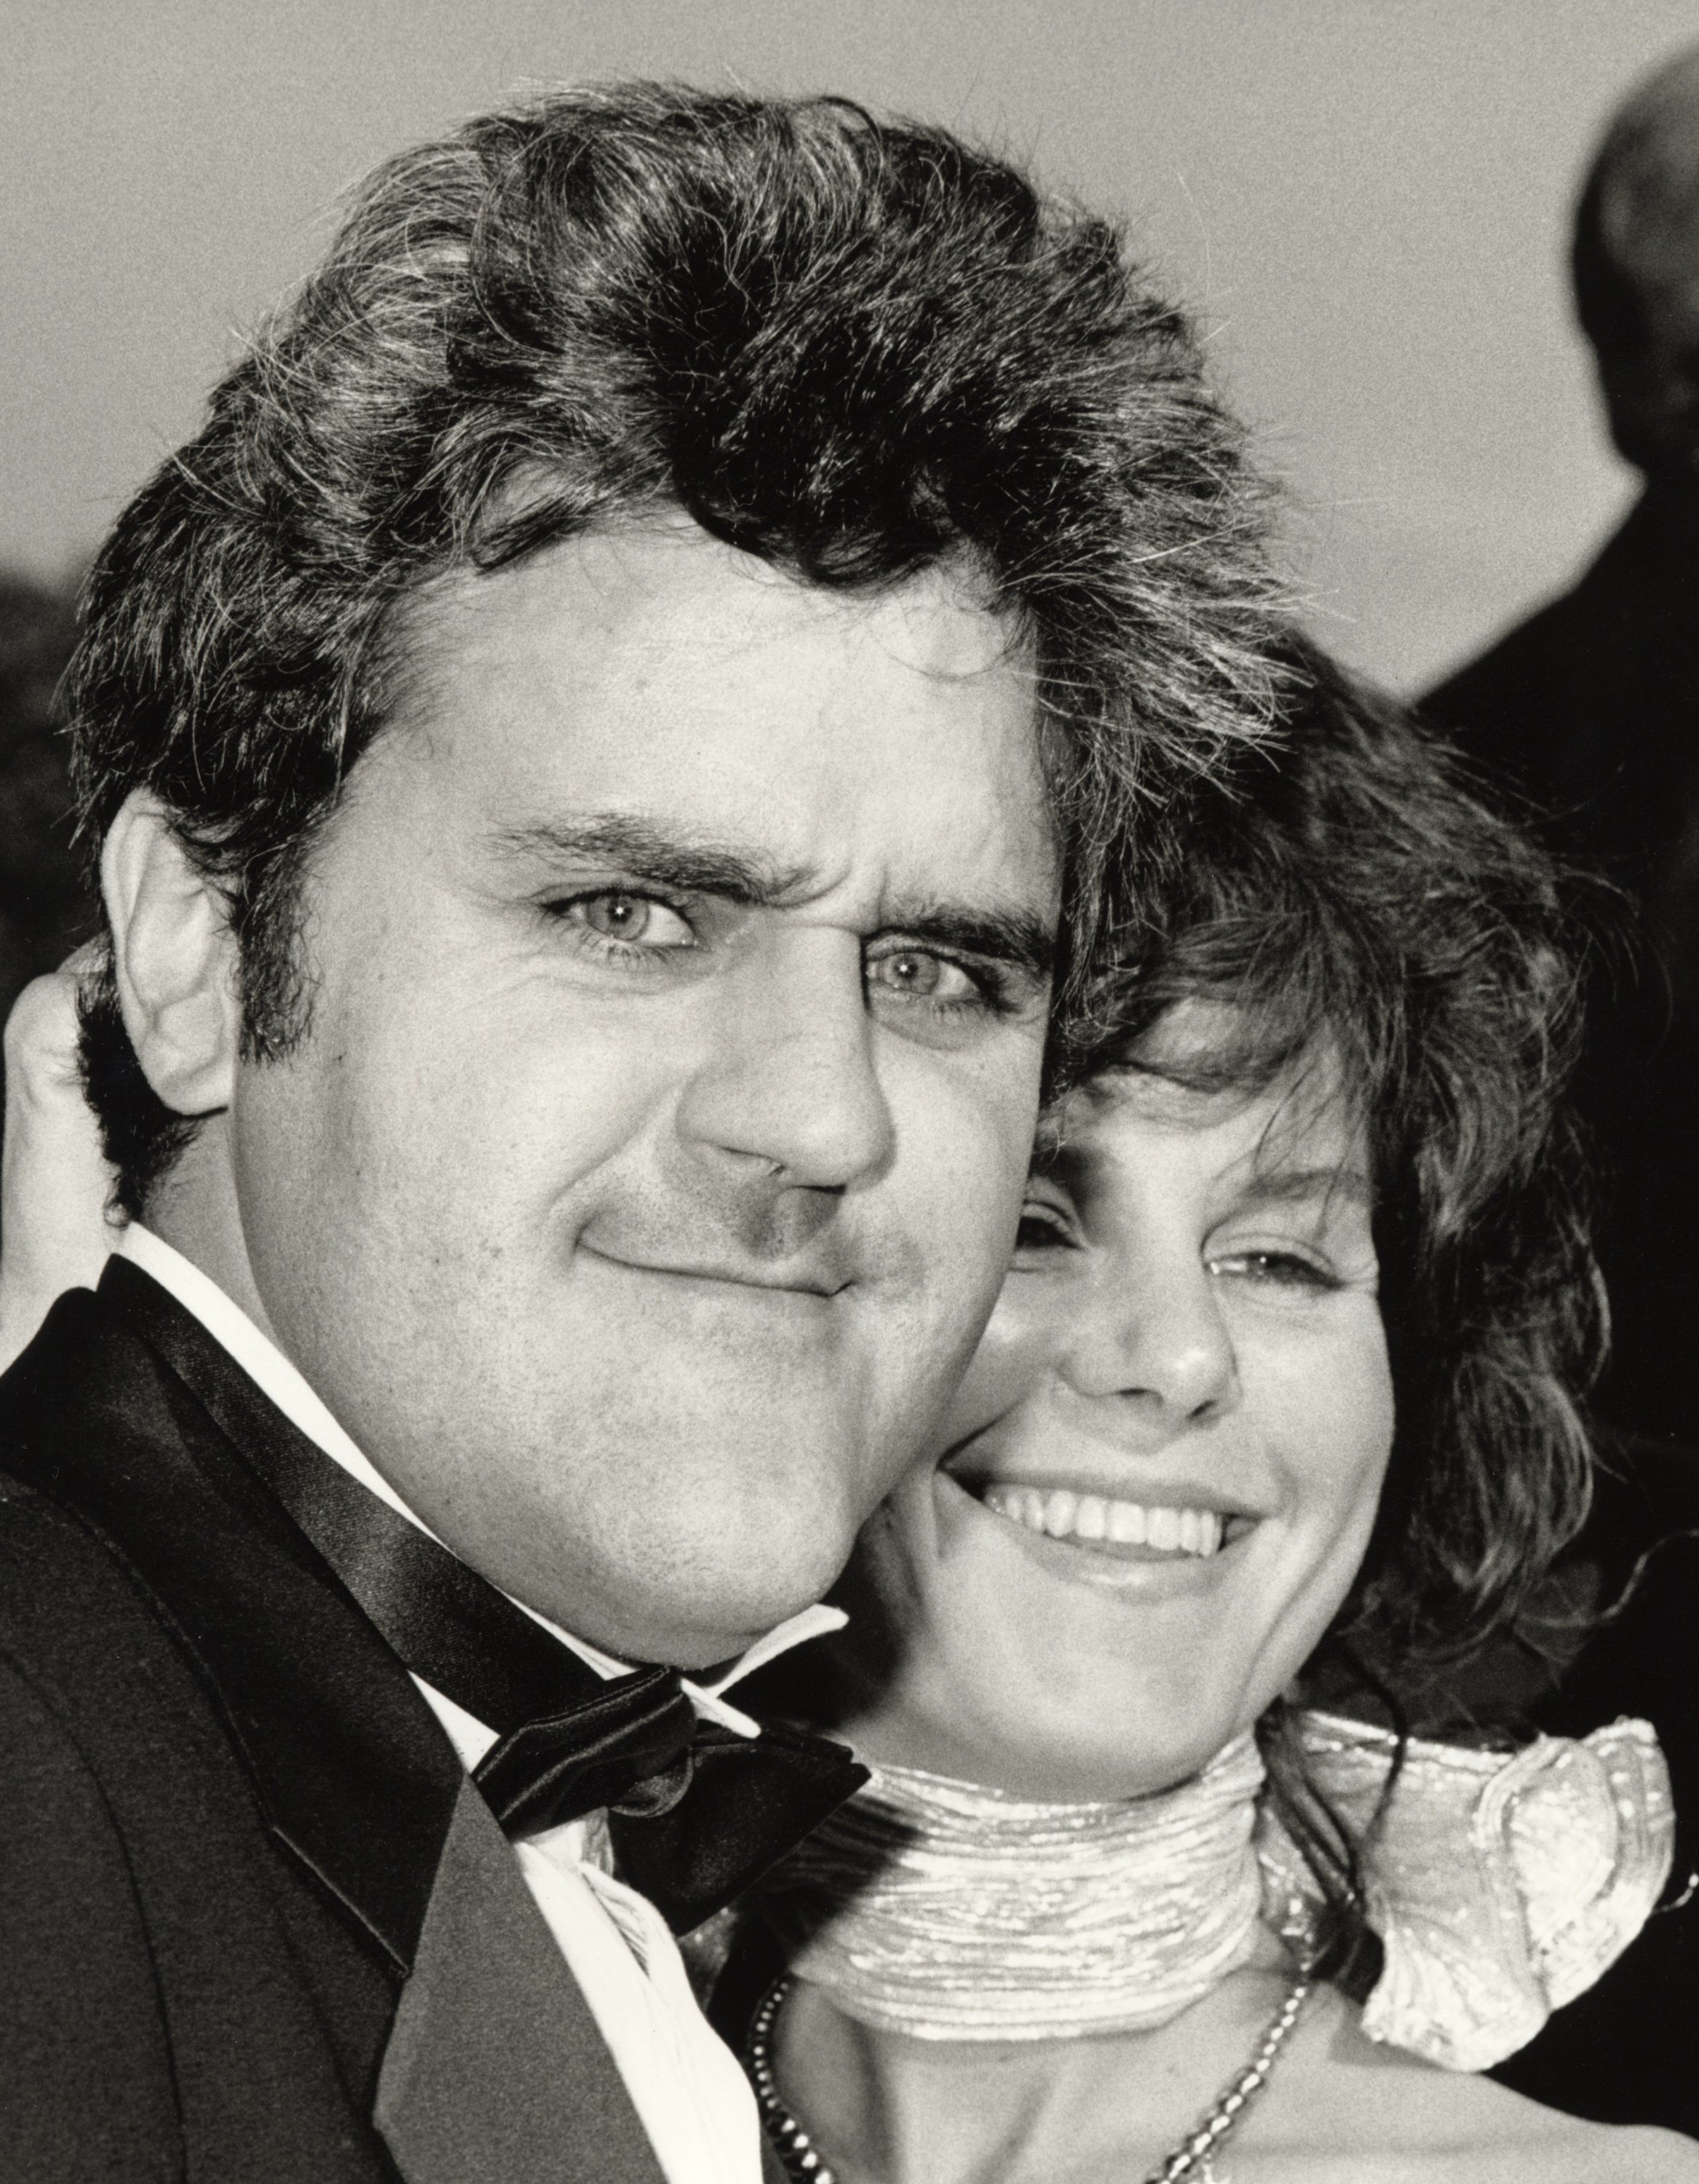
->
[980,1484,1226,1557]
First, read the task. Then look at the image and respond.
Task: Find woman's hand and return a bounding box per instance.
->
[0,949,121,1372]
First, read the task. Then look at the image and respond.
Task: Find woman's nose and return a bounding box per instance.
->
[1060,1254,1239,1425]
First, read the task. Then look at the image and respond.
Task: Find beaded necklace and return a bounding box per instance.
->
[745,1969,1312,2184]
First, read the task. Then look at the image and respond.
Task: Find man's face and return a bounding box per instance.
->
[229,523,1058,1666]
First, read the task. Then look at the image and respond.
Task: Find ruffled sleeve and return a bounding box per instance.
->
[1258,1712,1674,2072]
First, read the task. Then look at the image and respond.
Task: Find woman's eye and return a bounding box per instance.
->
[866,948,984,1005]
[1208,1249,1338,1292]
[561,892,695,949]
[1014,1203,1077,1254]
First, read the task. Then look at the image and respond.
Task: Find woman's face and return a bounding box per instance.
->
[833,1023,1396,1802]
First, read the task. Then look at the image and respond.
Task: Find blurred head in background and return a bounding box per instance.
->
[1575,41,1699,482]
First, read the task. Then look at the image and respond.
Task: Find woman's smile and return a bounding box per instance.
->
[944,1441,1276,1562]
[936,1464,1253,1591]
[979,1480,1235,1558]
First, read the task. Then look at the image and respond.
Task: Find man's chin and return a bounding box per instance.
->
[654,1516,865,1668]
[558,1575,847,1674]
[504,1473,868,1668]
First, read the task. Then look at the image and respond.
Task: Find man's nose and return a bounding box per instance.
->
[675,927,896,1189]
[1061,1252,1240,1428]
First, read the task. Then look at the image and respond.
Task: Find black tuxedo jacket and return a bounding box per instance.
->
[0,1257,676,2183]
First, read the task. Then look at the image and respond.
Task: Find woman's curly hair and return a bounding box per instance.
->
[1089,642,1601,1676]
[1083,643,1604,1990]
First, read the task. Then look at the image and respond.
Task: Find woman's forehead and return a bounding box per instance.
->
[1045,1040,1368,1192]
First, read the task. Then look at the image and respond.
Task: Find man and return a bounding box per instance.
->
[0,87,1281,2180]
[1425,41,1699,1445]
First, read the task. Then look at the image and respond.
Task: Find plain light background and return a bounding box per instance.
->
[7,0,1699,692]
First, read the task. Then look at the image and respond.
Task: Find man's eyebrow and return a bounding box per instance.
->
[491,818,1056,978]
[879,901,1056,981]
[490,817,812,907]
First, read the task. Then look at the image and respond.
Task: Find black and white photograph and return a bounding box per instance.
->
[5,5,1699,2177]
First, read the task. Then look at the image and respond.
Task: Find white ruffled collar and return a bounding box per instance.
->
[760,1711,1674,2070]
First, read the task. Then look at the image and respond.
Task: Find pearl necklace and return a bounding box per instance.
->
[745,1970,1312,2184]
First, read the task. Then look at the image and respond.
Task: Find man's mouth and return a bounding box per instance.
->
[577,1241,848,1299]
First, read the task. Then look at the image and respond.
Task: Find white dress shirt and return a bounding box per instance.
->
[118,1222,839,2184]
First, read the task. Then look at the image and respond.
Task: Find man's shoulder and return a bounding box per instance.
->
[0,1459,332,2176]
[0,1442,278,1881]
[0,1324,414,2180]
[0,1522,400,2180]
[0,1283,235,1709]
[0,1449,194,1698]
[0,1503,193,2180]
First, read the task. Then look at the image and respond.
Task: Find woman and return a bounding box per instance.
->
[709,656,1698,2180]
[0,661,1690,2180]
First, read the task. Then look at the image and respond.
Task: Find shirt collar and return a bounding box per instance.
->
[116,1224,844,1734]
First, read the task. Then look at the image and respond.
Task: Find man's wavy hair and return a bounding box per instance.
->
[66,83,1288,1214]
[1085,644,1601,1988]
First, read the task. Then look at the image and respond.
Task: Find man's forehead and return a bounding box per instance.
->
[384,523,1058,914]
[396,519,1029,692]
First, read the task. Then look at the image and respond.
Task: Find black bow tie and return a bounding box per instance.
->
[229,1401,867,1933]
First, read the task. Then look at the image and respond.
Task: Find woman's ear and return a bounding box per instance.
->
[101,792,239,1117]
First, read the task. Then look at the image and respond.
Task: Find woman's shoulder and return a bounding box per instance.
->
[1248,2125,1699,2184]
[1462,2084,1699,2183]
[1576,2125,1699,2183]
[1404,2101,1699,2184]
[1347,2120,1699,2184]
[1267,1990,1699,2181]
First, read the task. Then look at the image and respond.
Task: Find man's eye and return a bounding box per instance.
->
[866,949,983,1004]
[561,892,695,949]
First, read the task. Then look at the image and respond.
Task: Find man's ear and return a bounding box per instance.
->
[101,792,240,1116]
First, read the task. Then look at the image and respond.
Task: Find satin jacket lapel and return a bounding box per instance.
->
[0,1267,666,2184]
[378,1779,665,2184]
